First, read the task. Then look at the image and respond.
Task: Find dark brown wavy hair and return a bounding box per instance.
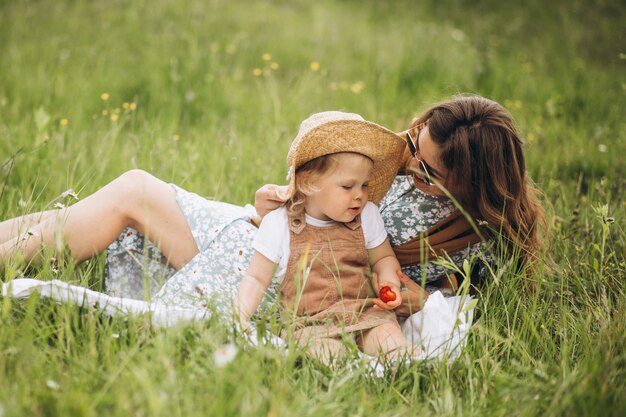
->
[411,95,548,269]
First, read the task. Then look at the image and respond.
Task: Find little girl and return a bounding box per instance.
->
[235,111,417,362]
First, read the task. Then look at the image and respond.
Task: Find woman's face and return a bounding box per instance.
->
[406,126,450,197]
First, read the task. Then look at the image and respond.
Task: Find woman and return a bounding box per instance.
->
[0,95,547,317]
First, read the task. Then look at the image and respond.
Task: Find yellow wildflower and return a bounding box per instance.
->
[122,102,130,110]
[522,62,534,73]
[100,93,110,101]
[110,114,119,122]
[350,81,364,94]
[270,62,279,70]
[129,102,137,111]
[310,62,320,72]
[59,118,69,126]
[252,68,263,76]
[262,53,271,61]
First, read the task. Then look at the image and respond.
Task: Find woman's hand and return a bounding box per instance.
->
[394,270,429,317]
[254,184,288,220]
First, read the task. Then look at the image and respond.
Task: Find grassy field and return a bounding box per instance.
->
[1,0,625,415]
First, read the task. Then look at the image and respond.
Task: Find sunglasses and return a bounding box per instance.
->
[405,122,433,186]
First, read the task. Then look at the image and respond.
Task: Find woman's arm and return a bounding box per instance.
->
[254,184,288,220]
[234,251,276,329]
[368,239,402,310]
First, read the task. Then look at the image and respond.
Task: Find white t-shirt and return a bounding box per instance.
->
[253,202,388,284]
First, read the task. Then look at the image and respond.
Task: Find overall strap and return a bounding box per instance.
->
[287,210,307,234]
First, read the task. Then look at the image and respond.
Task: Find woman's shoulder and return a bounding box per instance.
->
[382,176,451,204]
[381,177,456,218]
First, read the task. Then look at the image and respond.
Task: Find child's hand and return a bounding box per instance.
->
[373,281,402,310]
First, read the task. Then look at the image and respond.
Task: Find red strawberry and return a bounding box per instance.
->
[379,285,397,303]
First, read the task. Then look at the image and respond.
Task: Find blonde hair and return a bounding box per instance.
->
[284,154,340,219]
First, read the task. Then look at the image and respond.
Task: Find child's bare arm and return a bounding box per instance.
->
[368,239,402,310]
[234,251,276,328]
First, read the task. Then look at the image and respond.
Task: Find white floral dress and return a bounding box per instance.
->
[105,185,279,315]
[105,178,489,311]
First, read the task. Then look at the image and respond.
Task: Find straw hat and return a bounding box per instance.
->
[285,111,406,204]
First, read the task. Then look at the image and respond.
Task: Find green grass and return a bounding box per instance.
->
[1,0,625,415]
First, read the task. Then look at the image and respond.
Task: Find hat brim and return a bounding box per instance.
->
[287,120,406,204]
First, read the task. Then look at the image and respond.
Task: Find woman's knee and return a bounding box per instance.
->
[109,170,162,222]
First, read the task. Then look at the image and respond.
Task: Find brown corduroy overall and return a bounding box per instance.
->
[280,211,396,344]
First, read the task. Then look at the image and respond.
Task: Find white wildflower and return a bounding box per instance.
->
[213,343,238,368]
[451,29,465,42]
[400,229,417,241]
[53,202,66,210]
[598,144,607,152]
[46,379,60,390]
[59,188,79,200]
[111,333,120,339]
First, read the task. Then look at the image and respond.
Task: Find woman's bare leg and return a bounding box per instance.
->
[0,210,58,244]
[0,170,199,269]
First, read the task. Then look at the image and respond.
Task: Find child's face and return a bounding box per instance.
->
[304,153,373,222]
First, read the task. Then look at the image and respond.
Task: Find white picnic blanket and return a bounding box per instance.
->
[2,278,473,361]
[1,278,209,327]
[401,290,475,361]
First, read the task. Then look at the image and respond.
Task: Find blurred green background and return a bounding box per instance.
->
[2,0,623,206]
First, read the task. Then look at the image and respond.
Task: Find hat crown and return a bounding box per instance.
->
[288,111,365,165]
[295,111,364,141]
